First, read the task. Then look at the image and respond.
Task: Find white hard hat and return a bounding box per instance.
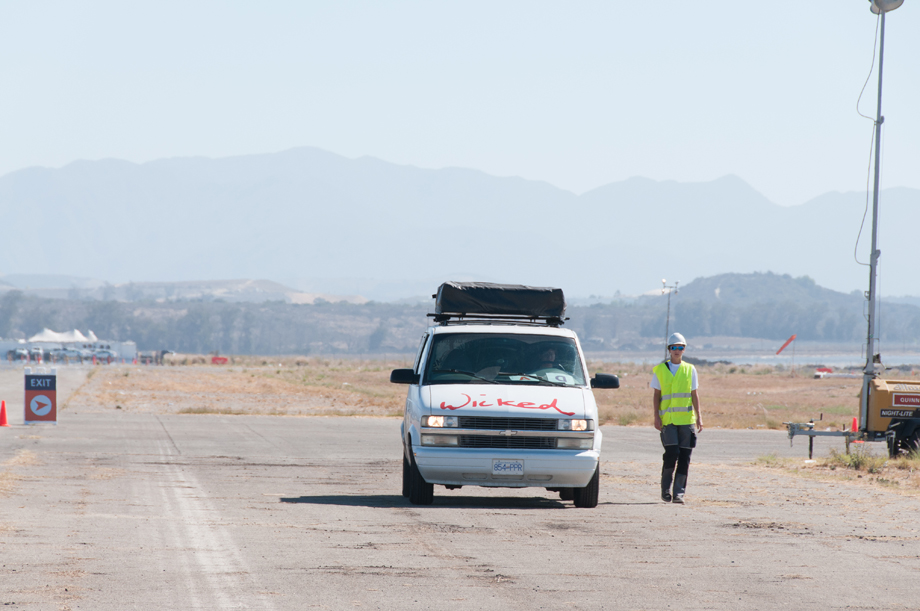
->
[667,333,687,347]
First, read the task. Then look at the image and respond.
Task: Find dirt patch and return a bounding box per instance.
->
[0,450,40,495]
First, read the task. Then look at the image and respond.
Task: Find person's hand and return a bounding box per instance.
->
[654,417,662,431]
[696,421,703,433]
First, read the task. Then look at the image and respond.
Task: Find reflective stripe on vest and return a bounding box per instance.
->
[653,361,695,426]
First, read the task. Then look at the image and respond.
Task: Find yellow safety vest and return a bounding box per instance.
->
[653,361,695,426]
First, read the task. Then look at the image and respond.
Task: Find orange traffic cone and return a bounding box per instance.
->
[851,417,864,443]
[0,400,9,427]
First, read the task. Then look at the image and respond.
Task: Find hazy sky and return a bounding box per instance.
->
[1,1,917,207]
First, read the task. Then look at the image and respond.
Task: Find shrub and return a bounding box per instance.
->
[826,446,887,473]
[890,450,920,470]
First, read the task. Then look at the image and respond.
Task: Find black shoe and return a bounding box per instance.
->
[672,493,684,504]
[661,491,672,503]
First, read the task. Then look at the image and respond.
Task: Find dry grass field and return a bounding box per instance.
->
[65,356,414,418]
[62,355,913,431]
[589,360,873,431]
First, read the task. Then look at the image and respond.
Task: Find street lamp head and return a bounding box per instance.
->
[870,0,904,14]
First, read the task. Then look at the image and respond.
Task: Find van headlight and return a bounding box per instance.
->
[423,415,458,428]
[558,419,592,431]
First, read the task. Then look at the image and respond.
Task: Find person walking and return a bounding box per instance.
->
[651,333,703,503]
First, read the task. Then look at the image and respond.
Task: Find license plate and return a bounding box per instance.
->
[492,459,524,475]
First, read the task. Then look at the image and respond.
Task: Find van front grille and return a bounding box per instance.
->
[458,435,556,449]
[457,416,557,431]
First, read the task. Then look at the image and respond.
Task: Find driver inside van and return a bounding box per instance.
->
[534,347,557,370]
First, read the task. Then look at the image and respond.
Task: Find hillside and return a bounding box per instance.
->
[617,272,920,345]
[1,273,917,354]
[0,147,918,299]
[0,276,366,305]
[667,272,858,307]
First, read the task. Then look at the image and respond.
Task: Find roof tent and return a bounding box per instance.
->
[433,281,566,324]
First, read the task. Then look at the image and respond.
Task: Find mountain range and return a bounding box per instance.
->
[2,146,917,300]
[0,275,366,305]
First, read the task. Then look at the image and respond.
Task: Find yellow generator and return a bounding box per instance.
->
[865,379,920,456]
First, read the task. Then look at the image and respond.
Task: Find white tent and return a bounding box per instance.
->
[27,328,91,343]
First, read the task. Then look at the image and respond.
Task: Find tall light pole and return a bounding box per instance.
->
[860,0,904,430]
[662,279,678,359]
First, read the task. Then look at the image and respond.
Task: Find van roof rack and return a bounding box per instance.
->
[428,312,567,327]
[430,281,567,327]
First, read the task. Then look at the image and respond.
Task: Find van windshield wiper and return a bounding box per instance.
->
[430,369,500,384]
[499,372,568,387]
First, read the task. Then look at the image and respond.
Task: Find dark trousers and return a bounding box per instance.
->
[662,445,692,477]
[660,424,695,493]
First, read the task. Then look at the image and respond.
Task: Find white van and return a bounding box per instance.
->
[391,282,619,507]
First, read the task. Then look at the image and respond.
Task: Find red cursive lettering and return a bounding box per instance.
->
[441,396,574,416]
[440,393,471,410]
[537,399,574,416]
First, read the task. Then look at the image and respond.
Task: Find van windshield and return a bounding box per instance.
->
[423,333,586,387]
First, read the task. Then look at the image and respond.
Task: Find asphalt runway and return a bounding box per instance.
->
[2,408,918,610]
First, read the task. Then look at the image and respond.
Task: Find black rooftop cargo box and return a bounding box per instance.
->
[434,282,566,319]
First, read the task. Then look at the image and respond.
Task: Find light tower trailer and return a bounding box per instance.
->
[786,381,920,459]
[787,1,920,460]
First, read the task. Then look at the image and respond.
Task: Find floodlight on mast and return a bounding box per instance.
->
[869,0,903,14]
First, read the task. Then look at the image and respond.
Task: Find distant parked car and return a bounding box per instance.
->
[8,348,29,362]
[52,348,90,362]
[93,349,118,361]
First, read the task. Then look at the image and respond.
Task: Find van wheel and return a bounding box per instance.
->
[408,450,434,505]
[402,453,410,498]
[559,488,574,501]
[573,466,599,508]
[890,429,920,457]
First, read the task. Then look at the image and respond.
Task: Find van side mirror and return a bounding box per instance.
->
[390,369,420,385]
[590,373,620,389]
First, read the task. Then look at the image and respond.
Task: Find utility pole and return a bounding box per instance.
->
[662,279,678,359]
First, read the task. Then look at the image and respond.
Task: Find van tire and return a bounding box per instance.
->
[408,447,434,505]
[573,466,599,508]
[402,453,410,498]
[559,488,574,501]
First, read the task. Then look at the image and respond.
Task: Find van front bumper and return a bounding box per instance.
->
[412,446,600,488]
